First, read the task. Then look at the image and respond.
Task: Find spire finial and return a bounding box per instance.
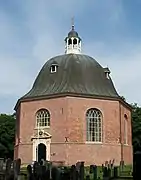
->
[71,16,74,30]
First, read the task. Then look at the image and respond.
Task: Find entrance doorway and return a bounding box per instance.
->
[37,143,46,162]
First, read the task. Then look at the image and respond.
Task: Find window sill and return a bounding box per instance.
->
[34,126,50,130]
[123,143,129,146]
[85,141,103,144]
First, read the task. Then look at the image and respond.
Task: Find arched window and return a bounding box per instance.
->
[36,109,50,128]
[68,38,72,45]
[86,108,102,142]
[124,114,128,145]
[73,38,77,45]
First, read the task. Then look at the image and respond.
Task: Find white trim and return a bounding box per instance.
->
[32,138,51,162]
[85,141,102,144]
[65,37,81,54]
[50,65,57,73]
[86,109,102,142]
[34,126,50,130]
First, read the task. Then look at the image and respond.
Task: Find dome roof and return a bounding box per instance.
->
[22,54,119,100]
[68,30,79,38]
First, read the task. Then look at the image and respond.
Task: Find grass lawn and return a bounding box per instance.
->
[20,165,133,180]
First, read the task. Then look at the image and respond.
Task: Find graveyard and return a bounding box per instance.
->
[0,158,134,180]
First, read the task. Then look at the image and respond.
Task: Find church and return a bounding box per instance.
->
[14,23,133,166]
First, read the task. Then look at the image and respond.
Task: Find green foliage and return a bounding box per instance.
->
[131,103,141,152]
[120,96,126,101]
[0,113,15,159]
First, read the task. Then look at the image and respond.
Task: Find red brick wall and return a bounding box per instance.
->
[120,103,133,164]
[66,97,121,144]
[18,144,32,164]
[15,96,133,165]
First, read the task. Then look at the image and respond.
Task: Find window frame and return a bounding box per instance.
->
[124,114,128,145]
[50,64,58,73]
[86,108,103,143]
[36,109,50,129]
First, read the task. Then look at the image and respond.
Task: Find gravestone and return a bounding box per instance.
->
[27,165,33,180]
[89,165,97,180]
[70,165,78,180]
[105,161,108,167]
[51,166,59,180]
[33,161,40,180]
[76,162,81,173]
[113,167,118,178]
[79,162,84,180]
[86,175,90,180]
[103,167,108,180]
[0,158,4,171]
[5,158,13,180]
[13,158,21,180]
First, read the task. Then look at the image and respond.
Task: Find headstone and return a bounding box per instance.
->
[79,162,84,180]
[51,166,59,180]
[113,167,118,178]
[41,165,47,180]
[27,165,33,180]
[101,164,104,172]
[70,165,78,180]
[61,167,70,180]
[89,165,94,174]
[105,161,108,167]
[103,167,108,178]
[13,158,21,180]
[109,160,111,169]
[93,165,97,180]
[107,167,111,178]
[112,159,115,166]
[119,160,124,176]
[0,158,4,171]
[5,158,12,180]
[86,175,90,180]
[33,161,40,180]
[76,162,81,173]
[89,165,97,180]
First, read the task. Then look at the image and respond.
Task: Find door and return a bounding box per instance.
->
[37,143,46,162]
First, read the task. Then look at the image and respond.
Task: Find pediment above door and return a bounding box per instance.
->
[31,130,52,140]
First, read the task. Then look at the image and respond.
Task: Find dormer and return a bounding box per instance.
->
[104,67,111,79]
[50,63,58,73]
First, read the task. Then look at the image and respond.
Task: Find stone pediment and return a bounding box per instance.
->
[31,130,52,140]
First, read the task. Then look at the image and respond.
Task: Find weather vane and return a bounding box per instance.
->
[71,16,74,30]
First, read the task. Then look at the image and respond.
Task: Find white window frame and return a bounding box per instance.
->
[86,108,102,143]
[36,109,50,128]
[50,64,57,73]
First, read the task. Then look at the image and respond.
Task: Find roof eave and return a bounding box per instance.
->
[14,93,132,111]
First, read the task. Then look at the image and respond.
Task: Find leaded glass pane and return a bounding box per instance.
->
[86,109,102,142]
[36,109,50,127]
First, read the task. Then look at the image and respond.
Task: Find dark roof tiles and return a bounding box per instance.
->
[22,54,119,100]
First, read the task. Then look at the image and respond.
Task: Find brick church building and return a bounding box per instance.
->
[14,23,133,165]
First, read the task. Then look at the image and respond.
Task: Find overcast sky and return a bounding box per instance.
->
[0,0,141,114]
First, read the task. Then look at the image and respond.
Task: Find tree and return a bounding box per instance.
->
[0,114,15,159]
[120,96,126,101]
[131,103,141,152]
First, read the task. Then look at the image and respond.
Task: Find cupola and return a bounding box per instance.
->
[65,19,81,54]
